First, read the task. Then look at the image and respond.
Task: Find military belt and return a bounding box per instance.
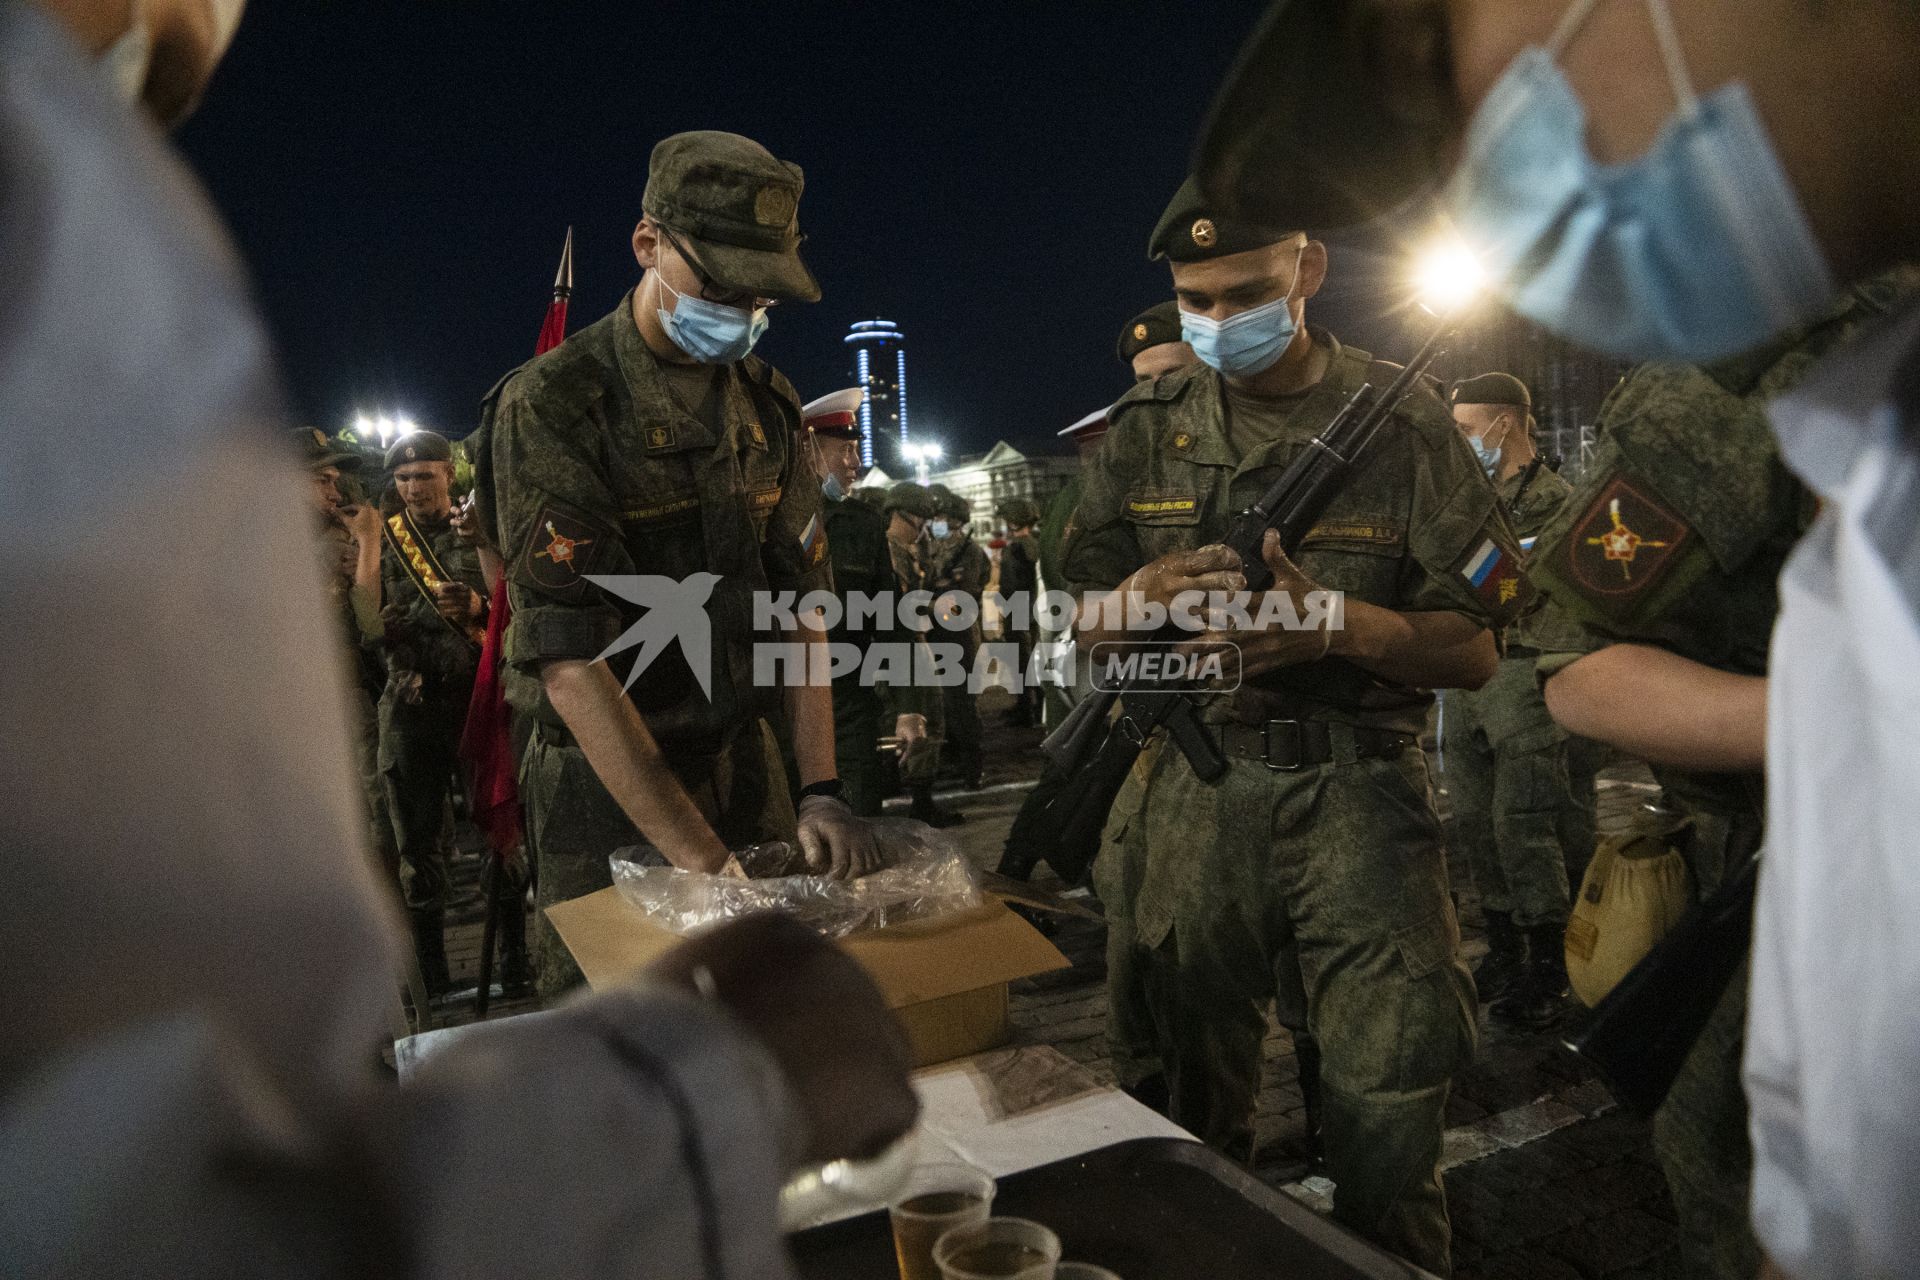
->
[1215,719,1415,772]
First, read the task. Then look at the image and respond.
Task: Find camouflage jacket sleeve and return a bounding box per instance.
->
[1060,422,1143,596]
[1393,391,1531,631]
[491,382,629,668]
[745,362,833,597]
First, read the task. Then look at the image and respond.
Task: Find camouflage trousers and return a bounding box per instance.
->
[833,679,888,817]
[377,687,467,911]
[1095,733,1476,1276]
[1440,658,1580,928]
[351,683,397,879]
[1651,807,1760,1280]
[941,632,984,783]
[521,717,797,999]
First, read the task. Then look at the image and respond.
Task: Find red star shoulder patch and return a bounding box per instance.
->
[522,505,605,594]
[1559,476,1692,611]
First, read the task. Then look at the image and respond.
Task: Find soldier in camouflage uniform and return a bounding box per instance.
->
[475,131,876,997]
[995,496,1044,727]
[297,428,394,884]
[1062,179,1526,1273]
[374,430,489,994]
[804,388,910,817]
[1528,276,1915,1280]
[883,481,961,827]
[925,484,990,788]
[1437,372,1592,1030]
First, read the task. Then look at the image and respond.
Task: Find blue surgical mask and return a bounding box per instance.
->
[657,276,770,365]
[820,472,845,502]
[929,520,950,540]
[1446,0,1833,363]
[1180,246,1305,379]
[1468,432,1501,477]
[1467,417,1510,477]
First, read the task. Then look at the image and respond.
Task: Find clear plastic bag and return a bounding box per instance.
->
[610,817,983,939]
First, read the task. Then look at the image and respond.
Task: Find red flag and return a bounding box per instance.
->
[459,228,574,859]
[534,226,573,357]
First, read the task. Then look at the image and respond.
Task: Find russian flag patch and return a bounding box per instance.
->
[1457,536,1529,613]
[799,512,826,567]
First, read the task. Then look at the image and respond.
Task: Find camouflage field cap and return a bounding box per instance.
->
[1117,301,1186,363]
[643,130,821,304]
[384,430,453,470]
[884,482,939,520]
[997,497,1041,528]
[927,484,971,522]
[1193,0,1458,232]
[1149,175,1302,263]
[291,426,361,472]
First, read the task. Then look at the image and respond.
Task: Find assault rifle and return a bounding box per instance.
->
[1037,320,1456,878]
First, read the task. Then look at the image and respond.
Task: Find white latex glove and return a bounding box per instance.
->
[893,713,927,756]
[796,793,882,880]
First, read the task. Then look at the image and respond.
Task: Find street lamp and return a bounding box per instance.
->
[350,411,418,446]
[904,441,944,485]
[1411,234,1488,317]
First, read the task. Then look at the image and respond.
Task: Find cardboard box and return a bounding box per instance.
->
[544,888,1072,1067]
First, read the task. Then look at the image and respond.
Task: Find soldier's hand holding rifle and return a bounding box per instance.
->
[1177,529,1335,680]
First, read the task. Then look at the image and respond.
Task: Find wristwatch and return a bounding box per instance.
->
[797,778,847,803]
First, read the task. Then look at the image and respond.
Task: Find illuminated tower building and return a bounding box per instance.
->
[845,319,908,468]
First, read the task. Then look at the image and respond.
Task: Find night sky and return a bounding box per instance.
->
[178,1,1425,459]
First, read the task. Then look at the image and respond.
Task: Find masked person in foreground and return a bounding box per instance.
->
[1062,177,1527,1275]
[1193,3,1920,1276]
[0,3,917,1275]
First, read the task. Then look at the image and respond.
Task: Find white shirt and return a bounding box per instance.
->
[0,6,795,1275]
[1748,296,1920,1280]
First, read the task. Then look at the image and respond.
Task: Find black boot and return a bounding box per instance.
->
[1294,1033,1327,1170]
[409,906,452,997]
[1492,922,1570,1031]
[1473,909,1525,1004]
[495,881,532,998]
[910,783,966,828]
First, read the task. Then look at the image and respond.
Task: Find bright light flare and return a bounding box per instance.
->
[1413,238,1488,315]
[350,411,418,444]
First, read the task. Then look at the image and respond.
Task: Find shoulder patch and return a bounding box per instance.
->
[1455,535,1531,611]
[523,505,607,596]
[1559,476,1692,611]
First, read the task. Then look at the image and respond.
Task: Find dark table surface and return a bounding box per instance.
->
[789,1138,1434,1280]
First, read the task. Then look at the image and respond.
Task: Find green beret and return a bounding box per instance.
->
[1117,301,1186,363]
[290,426,361,472]
[643,130,820,304]
[1149,175,1301,263]
[1450,372,1532,411]
[384,430,453,470]
[1193,0,1458,232]
[884,482,939,519]
[996,497,1041,529]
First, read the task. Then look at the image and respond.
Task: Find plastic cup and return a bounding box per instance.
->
[889,1162,997,1280]
[933,1216,1062,1280]
[1055,1266,1123,1280]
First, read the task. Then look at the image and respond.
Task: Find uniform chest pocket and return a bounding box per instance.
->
[1124,487,1212,563]
[616,454,705,570]
[1297,518,1406,603]
[739,446,785,542]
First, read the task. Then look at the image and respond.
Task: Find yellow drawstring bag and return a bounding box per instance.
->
[1564,817,1694,1007]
